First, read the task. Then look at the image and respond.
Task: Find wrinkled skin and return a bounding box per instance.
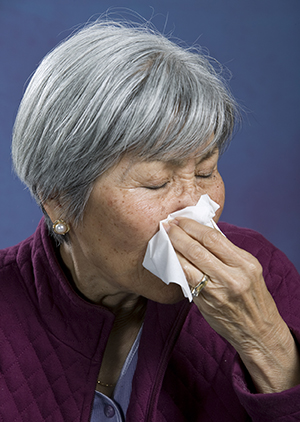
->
[166,217,300,393]
[45,145,300,394]
[51,147,224,306]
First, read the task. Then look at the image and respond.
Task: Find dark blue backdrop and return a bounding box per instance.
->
[1,0,299,271]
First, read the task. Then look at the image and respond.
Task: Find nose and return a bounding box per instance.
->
[171,181,203,212]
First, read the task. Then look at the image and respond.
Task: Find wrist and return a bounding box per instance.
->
[236,321,300,393]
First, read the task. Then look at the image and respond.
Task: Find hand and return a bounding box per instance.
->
[166,218,300,393]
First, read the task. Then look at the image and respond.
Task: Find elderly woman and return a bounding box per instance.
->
[1,20,299,421]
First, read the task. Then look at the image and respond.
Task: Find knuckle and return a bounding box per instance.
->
[229,258,263,296]
[185,242,203,263]
[248,261,260,276]
[237,249,263,276]
[245,255,263,277]
[202,229,220,249]
[231,278,251,296]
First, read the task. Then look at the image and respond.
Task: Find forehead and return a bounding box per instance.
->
[165,146,219,167]
[114,145,219,180]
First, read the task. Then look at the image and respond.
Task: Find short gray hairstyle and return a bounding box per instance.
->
[12,19,238,243]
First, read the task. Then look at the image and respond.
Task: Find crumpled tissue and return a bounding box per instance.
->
[142,194,221,302]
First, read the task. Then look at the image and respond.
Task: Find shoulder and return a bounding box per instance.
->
[218,221,298,274]
[0,223,47,308]
[0,236,37,315]
[218,222,300,323]
[218,221,290,270]
[0,219,48,279]
[218,221,276,254]
[0,235,34,277]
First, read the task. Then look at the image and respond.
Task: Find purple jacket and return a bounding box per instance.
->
[0,219,300,421]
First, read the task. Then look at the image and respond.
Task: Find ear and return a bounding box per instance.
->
[42,198,64,224]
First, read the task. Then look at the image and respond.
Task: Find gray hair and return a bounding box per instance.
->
[12,19,238,243]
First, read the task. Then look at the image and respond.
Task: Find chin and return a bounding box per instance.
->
[144,278,186,304]
[136,269,186,304]
[160,284,186,304]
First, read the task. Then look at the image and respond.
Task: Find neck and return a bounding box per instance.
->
[99,294,147,336]
[59,242,147,322]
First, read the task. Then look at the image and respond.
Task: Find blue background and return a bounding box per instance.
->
[1,0,299,271]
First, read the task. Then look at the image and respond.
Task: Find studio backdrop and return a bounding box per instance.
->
[1,0,299,271]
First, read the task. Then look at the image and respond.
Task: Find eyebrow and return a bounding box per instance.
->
[168,146,219,167]
[196,146,219,164]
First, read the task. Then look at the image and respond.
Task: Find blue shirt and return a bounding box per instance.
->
[90,326,143,421]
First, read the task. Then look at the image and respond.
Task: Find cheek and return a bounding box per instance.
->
[206,176,225,222]
[122,201,167,236]
[102,192,168,247]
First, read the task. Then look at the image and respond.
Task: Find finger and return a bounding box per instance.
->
[168,221,263,294]
[167,223,227,280]
[173,218,251,268]
[175,251,204,288]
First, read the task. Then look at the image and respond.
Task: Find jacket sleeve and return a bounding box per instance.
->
[230,244,300,421]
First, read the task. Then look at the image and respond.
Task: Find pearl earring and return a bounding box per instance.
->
[53,220,70,235]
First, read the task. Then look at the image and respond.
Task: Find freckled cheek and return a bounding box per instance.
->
[119,203,165,237]
[210,178,225,222]
[102,199,167,250]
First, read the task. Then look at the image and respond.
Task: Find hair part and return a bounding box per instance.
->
[12,19,239,244]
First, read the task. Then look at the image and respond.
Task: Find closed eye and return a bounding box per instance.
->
[144,182,169,190]
[195,173,213,179]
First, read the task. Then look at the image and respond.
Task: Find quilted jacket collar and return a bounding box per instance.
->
[128,300,192,420]
[11,218,193,420]
[20,218,115,359]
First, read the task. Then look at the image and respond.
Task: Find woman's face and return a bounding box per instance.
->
[65,146,225,304]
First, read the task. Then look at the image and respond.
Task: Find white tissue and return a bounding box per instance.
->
[142,194,221,302]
